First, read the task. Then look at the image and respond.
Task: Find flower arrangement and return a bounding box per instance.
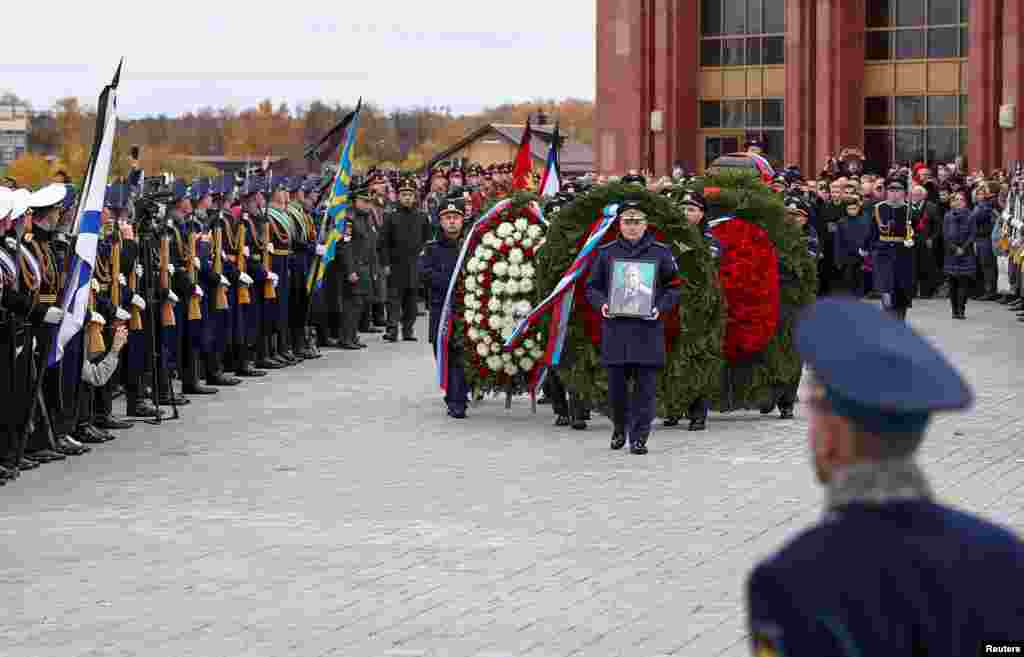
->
[452,193,549,394]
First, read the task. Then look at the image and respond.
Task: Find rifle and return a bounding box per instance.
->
[159,230,175,327]
[186,227,203,321]
[262,219,276,301]
[211,212,229,310]
[85,287,106,354]
[236,220,251,306]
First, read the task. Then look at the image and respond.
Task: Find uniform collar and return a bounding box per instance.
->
[826,458,932,510]
[618,231,653,251]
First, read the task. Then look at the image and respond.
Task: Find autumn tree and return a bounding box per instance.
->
[5,153,53,189]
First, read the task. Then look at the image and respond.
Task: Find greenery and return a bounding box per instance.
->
[533,183,726,417]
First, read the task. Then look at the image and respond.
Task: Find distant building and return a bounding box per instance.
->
[0,102,29,168]
[427,122,594,177]
[181,155,288,176]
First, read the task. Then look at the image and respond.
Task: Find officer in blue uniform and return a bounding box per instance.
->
[418,191,470,418]
[864,178,916,321]
[664,190,718,431]
[746,297,1024,657]
[585,198,682,454]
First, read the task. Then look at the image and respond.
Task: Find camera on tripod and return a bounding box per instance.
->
[133,192,173,238]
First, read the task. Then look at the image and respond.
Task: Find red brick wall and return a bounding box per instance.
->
[596,0,646,175]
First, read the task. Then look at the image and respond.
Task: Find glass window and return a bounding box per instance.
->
[724,0,746,34]
[723,38,745,66]
[959,95,967,123]
[960,27,968,56]
[701,101,721,128]
[927,128,958,163]
[928,27,959,58]
[763,131,784,163]
[961,0,969,23]
[866,31,892,60]
[748,0,763,34]
[867,0,891,27]
[723,100,745,128]
[865,129,894,172]
[895,29,925,59]
[927,96,958,126]
[746,37,762,65]
[763,36,784,64]
[959,128,968,155]
[763,99,784,127]
[702,0,723,35]
[895,129,925,163]
[896,0,925,26]
[763,0,784,33]
[746,100,762,127]
[929,0,959,25]
[865,96,892,125]
[895,96,925,125]
[701,39,722,66]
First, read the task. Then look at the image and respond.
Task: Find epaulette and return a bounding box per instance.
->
[424,239,439,247]
[652,240,669,249]
[599,241,616,250]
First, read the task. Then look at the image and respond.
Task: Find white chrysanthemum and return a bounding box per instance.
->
[497,222,514,238]
[519,279,534,294]
[487,297,502,312]
[482,248,494,261]
[463,293,475,307]
[492,281,506,296]
[526,225,543,239]
[465,277,478,292]
[487,355,503,370]
[467,259,478,274]
[521,238,533,249]
[505,280,520,296]
[464,310,475,323]
[523,338,536,350]
[508,248,525,264]
[520,357,535,371]
[473,246,486,259]
[515,300,532,316]
[504,363,519,376]
[530,348,543,360]
[488,315,503,330]
[492,261,509,277]
[500,325,514,340]
[514,347,525,357]
[504,237,516,246]
[468,327,480,341]
[484,231,497,246]
[502,352,513,363]
[507,263,522,278]
[513,232,523,242]
[477,274,485,284]
[503,300,514,313]
[520,264,535,278]
[476,342,490,357]
[514,218,529,232]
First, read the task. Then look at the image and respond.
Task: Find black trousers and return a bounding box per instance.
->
[948,274,972,314]
[542,371,590,420]
[387,287,419,336]
[607,365,658,442]
[342,295,366,345]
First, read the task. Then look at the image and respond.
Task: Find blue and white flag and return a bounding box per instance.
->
[49,60,122,367]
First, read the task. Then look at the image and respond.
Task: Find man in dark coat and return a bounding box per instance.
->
[418,192,470,418]
[339,185,376,350]
[909,183,942,297]
[746,298,1024,657]
[943,189,977,319]
[585,199,682,454]
[970,183,999,300]
[380,177,431,342]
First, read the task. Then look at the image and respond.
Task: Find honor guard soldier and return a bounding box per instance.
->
[285,175,320,359]
[864,178,917,321]
[380,176,431,343]
[418,191,470,418]
[234,177,271,375]
[585,198,683,454]
[264,175,295,365]
[746,298,1024,657]
[199,175,242,386]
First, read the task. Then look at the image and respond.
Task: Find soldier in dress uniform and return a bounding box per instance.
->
[745,297,1024,657]
[199,175,242,386]
[585,198,683,454]
[380,176,431,343]
[264,175,296,366]
[418,191,470,419]
[283,176,321,359]
[864,178,917,321]
[234,177,272,374]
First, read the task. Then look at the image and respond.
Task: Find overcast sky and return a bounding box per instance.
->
[2,0,596,119]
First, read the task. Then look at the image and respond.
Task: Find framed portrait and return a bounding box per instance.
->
[609,257,658,318]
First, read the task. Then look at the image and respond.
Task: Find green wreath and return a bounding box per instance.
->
[535,183,726,417]
[696,170,818,410]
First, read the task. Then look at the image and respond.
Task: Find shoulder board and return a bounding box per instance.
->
[652,240,669,249]
[599,241,616,250]
[424,239,439,247]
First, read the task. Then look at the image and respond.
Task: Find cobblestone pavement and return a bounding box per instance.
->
[3,298,1023,657]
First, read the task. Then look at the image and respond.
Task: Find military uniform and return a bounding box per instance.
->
[746,298,1024,657]
[866,179,917,321]
[202,175,243,385]
[379,177,431,342]
[585,200,682,454]
[339,186,377,350]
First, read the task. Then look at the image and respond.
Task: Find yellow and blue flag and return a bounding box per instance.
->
[308,99,362,292]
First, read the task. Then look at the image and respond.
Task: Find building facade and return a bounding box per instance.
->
[427,123,594,176]
[0,103,29,168]
[596,0,1024,176]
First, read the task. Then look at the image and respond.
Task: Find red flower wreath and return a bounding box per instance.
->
[710,218,780,363]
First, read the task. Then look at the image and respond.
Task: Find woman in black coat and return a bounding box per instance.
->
[943,190,977,319]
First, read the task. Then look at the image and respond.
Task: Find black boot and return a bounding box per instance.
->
[630,434,648,455]
[663,416,681,427]
[610,428,626,450]
[383,327,399,342]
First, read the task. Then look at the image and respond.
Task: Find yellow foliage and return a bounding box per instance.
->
[5,153,54,189]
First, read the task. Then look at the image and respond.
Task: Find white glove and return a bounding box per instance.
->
[168,290,179,303]
[268,272,279,288]
[193,256,201,268]
[134,264,143,278]
[131,294,146,310]
[115,307,131,321]
[219,275,230,287]
[903,239,914,247]
[91,278,100,291]
[43,307,65,325]
[194,285,204,298]
[858,249,868,257]
[90,311,106,326]
[168,263,176,275]
[4,237,16,249]
[315,244,327,256]
[239,272,254,286]
[243,246,250,257]
[119,273,127,286]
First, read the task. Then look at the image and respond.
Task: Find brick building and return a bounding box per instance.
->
[596,0,1024,176]
[428,123,594,177]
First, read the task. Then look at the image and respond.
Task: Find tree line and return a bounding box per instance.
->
[1,91,593,189]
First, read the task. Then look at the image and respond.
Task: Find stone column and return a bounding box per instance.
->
[1001,0,1024,166]
[813,0,866,171]
[785,0,816,174]
[968,0,1002,171]
[596,0,647,175]
[648,0,699,176]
